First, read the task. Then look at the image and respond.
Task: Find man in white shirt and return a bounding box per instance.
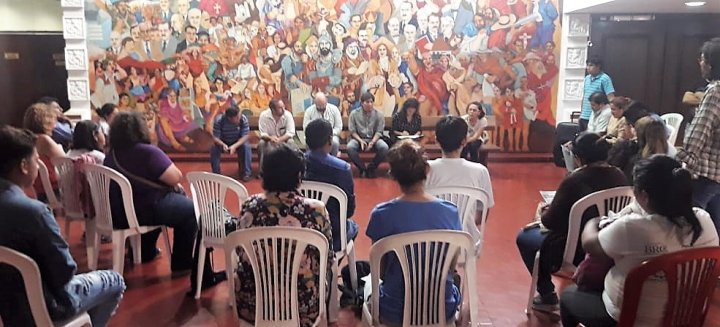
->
[425,116,495,249]
[258,99,296,166]
[303,92,343,156]
[586,92,612,134]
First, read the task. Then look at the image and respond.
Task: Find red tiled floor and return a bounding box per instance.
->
[56,161,720,326]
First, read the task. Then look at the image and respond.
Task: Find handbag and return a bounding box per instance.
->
[111,150,186,196]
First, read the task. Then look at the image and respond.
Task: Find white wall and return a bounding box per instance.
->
[0,0,63,32]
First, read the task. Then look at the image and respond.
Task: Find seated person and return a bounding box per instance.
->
[304,119,359,251]
[235,143,334,326]
[104,112,197,272]
[605,96,631,142]
[210,106,252,181]
[23,103,64,202]
[38,96,73,151]
[516,133,627,312]
[426,116,495,251]
[303,92,343,156]
[461,102,488,164]
[347,92,388,178]
[67,120,106,164]
[587,92,612,134]
[96,102,119,137]
[258,98,296,166]
[0,125,125,327]
[390,98,422,144]
[608,116,677,183]
[366,140,462,325]
[561,155,719,326]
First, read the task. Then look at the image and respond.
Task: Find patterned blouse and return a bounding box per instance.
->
[234,191,334,326]
[391,112,422,140]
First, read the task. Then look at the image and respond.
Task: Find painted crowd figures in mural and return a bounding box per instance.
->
[84,0,560,152]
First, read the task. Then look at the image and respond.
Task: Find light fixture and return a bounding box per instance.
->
[685,1,707,6]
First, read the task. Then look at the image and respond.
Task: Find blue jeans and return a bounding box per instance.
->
[516,227,555,295]
[211,143,252,177]
[141,192,198,271]
[346,139,389,171]
[692,177,720,241]
[67,270,125,327]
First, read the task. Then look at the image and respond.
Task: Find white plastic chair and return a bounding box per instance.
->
[363,230,479,327]
[84,164,171,274]
[0,246,93,327]
[298,180,358,321]
[52,157,89,240]
[525,186,634,314]
[661,113,684,145]
[187,171,249,299]
[37,159,62,212]
[427,186,490,257]
[224,227,329,327]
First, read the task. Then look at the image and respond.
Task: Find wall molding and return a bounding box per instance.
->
[556,13,591,124]
[61,1,90,119]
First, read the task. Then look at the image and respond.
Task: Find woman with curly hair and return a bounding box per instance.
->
[23,102,64,201]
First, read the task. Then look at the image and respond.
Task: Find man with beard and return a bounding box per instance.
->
[357,26,371,59]
[308,33,342,93]
[281,41,310,112]
[340,38,368,96]
[414,51,449,116]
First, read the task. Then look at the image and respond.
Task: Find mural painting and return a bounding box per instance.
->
[84,0,560,152]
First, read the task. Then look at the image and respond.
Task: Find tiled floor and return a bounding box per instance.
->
[57,161,720,326]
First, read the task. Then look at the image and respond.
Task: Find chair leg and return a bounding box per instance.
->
[85,220,97,270]
[130,234,142,265]
[162,227,172,256]
[195,241,206,299]
[112,232,126,274]
[64,219,71,240]
[348,248,359,291]
[526,253,540,315]
[329,259,340,323]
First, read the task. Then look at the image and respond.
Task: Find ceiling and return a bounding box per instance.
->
[568,0,720,14]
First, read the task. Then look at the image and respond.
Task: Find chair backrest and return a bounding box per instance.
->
[187,172,249,242]
[427,186,490,252]
[661,113,684,145]
[84,164,140,232]
[298,181,349,251]
[37,159,61,210]
[224,227,329,327]
[52,157,85,220]
[0,246,55,326]
[563,186,634,269]
[369,230,478,327]
[618,247,720,327]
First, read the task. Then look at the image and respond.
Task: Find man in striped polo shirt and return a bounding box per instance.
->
[211,106,252,181]
[580,57,615,131]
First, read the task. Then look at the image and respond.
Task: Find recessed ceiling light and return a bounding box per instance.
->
[685,1,706,6]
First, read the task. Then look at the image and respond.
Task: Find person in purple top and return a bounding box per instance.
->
[104,112,197,272]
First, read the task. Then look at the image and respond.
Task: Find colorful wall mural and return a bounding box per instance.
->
[84,0,560,152]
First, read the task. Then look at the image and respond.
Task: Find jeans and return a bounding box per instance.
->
[142,192,199,271]
[331,136,340,156]
[346,139,389,171]
[516,227,555,296]
[210,143,252,177]
[692,177,720,240]
[560,285,617,327]
[461,140,483,162]
[67,270,126,327]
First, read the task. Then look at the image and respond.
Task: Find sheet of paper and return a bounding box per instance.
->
[539,190,556,204]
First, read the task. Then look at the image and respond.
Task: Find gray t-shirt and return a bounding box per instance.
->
[349,108,385,139]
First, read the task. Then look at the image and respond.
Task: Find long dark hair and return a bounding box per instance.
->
[633,155,702,245]
[109,112,151,150]
[71,120,102,152]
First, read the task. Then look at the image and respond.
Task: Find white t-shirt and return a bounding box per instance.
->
[425,158,495,248]
[67,149,106,164]
[599,205,719,326]
[462,115,488,139]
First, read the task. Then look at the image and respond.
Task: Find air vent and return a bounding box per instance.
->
[599,15,656,21]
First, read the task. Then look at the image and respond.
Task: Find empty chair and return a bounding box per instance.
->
[84,164,171,273]
[224,227,330,327]
[427,186,490,257]
[526,186,634,314]
[187,171,249,299]
[617,247,720,326]
[363,230,480,327]
[0,246,93,327]
[660,113,683,145]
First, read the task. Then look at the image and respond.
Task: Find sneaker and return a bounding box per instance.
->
[241,175,252,182]
[531,292,559,313]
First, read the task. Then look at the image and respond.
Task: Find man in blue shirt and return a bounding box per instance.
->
[580,57,615,131]
[211,106,252,181]
[0,125,125,326]
[304,119,359,251]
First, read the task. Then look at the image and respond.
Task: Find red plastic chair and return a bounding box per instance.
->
[617,247,720,327]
